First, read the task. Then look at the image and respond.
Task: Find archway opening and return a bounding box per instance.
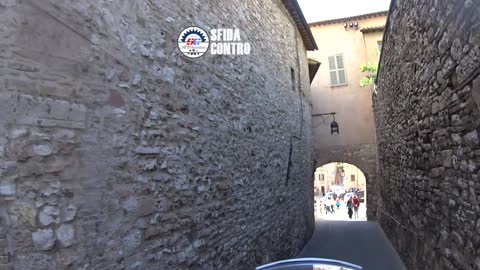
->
[313,162,367,221]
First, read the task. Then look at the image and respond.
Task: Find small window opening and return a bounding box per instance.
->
[291,68,296,92]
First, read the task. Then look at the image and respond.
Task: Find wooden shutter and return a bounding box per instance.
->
[336,55,344,69]
[328,56,338,85]
[336,55,346,85]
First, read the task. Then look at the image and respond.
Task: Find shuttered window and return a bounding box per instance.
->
[328,54,346,86]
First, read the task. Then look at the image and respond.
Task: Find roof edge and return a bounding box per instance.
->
[282,0,318,51]
[308,59,321,83]
[309,10,389,27]
[360,25,386,33]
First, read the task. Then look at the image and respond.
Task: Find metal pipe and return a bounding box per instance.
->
[312,112,336,117]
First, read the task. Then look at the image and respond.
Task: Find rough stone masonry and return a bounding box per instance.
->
[0,0,315,269]
[374,0,480,269]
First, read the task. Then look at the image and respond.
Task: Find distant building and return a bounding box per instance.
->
[341,163,366,191]
[309,11,387,164]
[314,163,336,195]
[314,162,366,195]
[309,11,387,211]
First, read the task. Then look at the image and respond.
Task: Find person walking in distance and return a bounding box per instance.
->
[352,194,360,219]
[325,197,332,214]
[323,198,330,215]
[330,197,335,214]
[346,197,353,219]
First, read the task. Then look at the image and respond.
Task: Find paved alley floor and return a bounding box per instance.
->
[298,219,406,270]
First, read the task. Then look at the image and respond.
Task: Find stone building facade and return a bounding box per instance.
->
[308,12,387,219]
[0,0,317,269]
[314,162,366,195]
[374,0,480,269]
[314,163,336,195]
[341,163,366,192]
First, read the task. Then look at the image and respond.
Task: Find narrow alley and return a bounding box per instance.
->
[299,220,405,270]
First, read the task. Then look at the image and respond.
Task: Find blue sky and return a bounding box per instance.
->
[297,0,391,23]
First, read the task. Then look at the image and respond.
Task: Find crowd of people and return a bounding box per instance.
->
[322,194,361,219]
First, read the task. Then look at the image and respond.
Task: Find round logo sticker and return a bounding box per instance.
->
[178,26,210,58]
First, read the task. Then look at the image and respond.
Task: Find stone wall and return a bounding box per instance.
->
[374,0,480,269]
[315,144,377,219]
[0,0,315,269]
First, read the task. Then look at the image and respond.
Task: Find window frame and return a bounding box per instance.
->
[328,54,347,87]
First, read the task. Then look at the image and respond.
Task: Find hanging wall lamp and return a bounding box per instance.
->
[312,112,340,134]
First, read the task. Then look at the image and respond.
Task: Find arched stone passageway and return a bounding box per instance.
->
[314,162,368,220]
[314,144,377,220]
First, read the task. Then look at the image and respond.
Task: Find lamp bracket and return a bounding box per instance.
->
[312,112,336,117]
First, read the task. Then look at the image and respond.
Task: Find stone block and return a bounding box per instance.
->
[473,76,480,108]
[37,82,73,98]
[464,130,478,146]
[148,111,158,120]
[438,32,450,54]
[43,156,73,173]
[123,229,142,254]
[450,38,463,61]
[32,229,55,250]
[134,146,161,154]
[456,48,480,83]
[1,93,87,129]
[431,101,440,114]
[56,249,78,268]
[0,181,15,196]
[431,167,442,178]
[38,206,60,226]
[109,90,125,107]
[450,114,461,126]
[451,133,462,145]
[144,226,162,240]
[122,196,155,217]
[55,224,75,247]
[160,67,175,83]
[32,144,52,156]
[9,201,36,226]
[9,128,28,139]
[442,150,453,168]
[140,159,157,170]
[0,160,17,170]
[15,253,56,270]
[132,73,142,87]
[140,41,153,58]
[62,204,77,222]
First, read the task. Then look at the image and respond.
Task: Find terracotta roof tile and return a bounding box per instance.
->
[282,0,318,50]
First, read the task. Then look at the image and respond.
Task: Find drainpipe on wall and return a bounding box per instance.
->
[294,28,304,140]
